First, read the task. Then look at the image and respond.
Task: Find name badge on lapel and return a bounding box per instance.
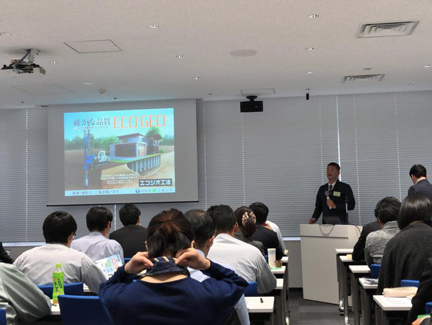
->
[333,191,341,197]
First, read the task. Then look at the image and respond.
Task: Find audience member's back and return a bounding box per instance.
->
[378,195,432,293]
[233,206,265,256]
[364,197,400,265]
[109,204,147,258]
[206,205,276,294]
[249,202,284,260]
[13,211,107,293]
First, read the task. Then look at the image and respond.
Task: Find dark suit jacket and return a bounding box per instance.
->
[311,180,355,224]
[251,225,284,260]
[408,179,432,202]
[352,221,381,261]
[109,225,147,258]
[0,242,13,264]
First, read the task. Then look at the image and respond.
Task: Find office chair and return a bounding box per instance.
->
[58,295,113,325]
[400,279,420,288]
[37,282,84,298]
[0,309,6,325]
[369,264,381,279]
[425,302,432,315]
[244,281,258,296]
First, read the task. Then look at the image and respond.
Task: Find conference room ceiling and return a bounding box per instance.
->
[1,0,432,109]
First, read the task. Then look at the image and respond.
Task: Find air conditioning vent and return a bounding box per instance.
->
[342,74,385,83]
[356,21,419,38]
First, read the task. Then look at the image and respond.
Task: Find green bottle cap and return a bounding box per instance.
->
[55,263,61,268]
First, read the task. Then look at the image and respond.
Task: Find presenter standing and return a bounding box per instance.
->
[309,162,355,225]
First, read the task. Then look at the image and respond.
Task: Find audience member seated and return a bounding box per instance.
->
[0,242,13,264]
[249,202,286,254]
[249,202,284,260]
[71,206,124,262]
[234,206,265,256]
[206,205,276,294]
[0,263,51,324]
[352,219,381,261]
[99,209,247,325]
[13,211,107,293]
[364,197,400,265]
[378,195,432,294]
[109,203,147,258]
[185,209,249,325]
[408,258,432,324]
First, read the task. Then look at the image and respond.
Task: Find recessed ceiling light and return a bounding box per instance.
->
[84,82,93,85]
[308,14,319,19]
[408,83,414,86]
[176,55,184,58]
[194,77,200,80]
[208,93,213,96]
[307,71,313,75]
[424,65,431,68]
[363,67,372,71]
[306,47,316,51]
[113,97,118,100]
[0,32,10,36]
[50,61,57,64]
[149,24,160,29]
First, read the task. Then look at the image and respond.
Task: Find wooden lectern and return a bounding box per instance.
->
[300,224,361,304]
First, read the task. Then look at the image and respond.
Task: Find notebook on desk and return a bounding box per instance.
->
[95,254,123,277]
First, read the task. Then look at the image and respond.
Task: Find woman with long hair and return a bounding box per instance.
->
[99,208,247,325]
[234,206,265,256]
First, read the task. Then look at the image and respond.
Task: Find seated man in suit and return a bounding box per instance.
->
[185,209,249,325]
[409,164,432,202]
[71,206,124,262]
[352,220,380,261]
[207,205,276,294]
[249,202,284,260]
[378,195,432,294]
[0,263,51,324]
[364,197,400,265]
[109,204,147,258]
[14,211,107,293]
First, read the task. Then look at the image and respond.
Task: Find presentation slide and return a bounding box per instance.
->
[64,108,175,197]
[48,99,198,206]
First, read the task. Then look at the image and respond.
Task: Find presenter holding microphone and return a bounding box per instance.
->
[309,162,355,225]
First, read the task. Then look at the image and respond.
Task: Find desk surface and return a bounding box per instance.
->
[373,295,412,311]
[51,301,60,315]
[246,297,275,313]
[276,278,283,290]
[349,265,370,273]
[271,266,286,275]
[359,277,378,290]
[281,256,288,264]
[339,255,354,263]
[336,248,354,254]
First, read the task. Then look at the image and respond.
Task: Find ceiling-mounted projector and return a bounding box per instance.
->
[1,49,45,75]
[240,95,263,113]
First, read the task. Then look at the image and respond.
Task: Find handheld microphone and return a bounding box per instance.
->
[325,190,329,199]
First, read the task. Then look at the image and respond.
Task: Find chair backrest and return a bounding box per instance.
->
[425,302,432,315]
[400,279,420,288]
[37,282,84,299]
[244,281,258,296]
[0,309,6,325]
[58,295,113,325]
[369,264,381,279]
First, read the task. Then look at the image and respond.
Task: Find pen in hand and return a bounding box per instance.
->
[260,298,263,303]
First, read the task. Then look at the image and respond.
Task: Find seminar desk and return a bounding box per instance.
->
[336,249,354,313]
[373,295,412,325]
[359,278,378,325]
[349,265,370,325]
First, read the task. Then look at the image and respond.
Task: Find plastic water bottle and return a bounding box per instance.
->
[52,263,64,304]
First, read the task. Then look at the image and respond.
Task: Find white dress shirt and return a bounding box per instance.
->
[207,234,276,294]
[71,232,124,262]
[13,244,107,293]
[189,249,250,325]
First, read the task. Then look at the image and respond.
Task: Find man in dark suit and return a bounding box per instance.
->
[309,162,355,225]
[352,220,380,261]
[408,164,432,202]
[249,202,284,260]
[109,204,147,258]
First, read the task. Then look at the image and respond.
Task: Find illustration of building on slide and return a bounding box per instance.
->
[64,108,175,195]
